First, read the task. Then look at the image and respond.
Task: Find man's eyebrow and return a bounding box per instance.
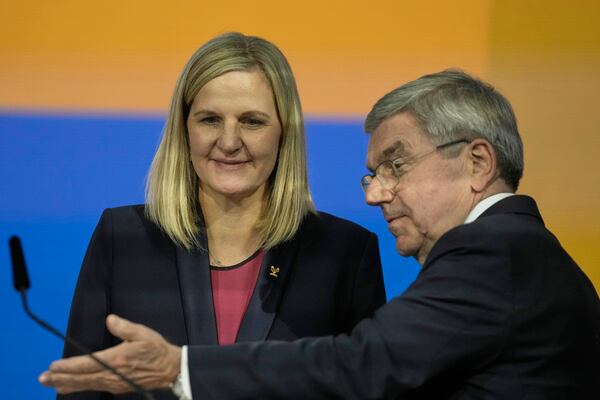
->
[382,141,407,159]
[367,141,408,172]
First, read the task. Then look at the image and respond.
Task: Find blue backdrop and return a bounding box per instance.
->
[0,113,419,398]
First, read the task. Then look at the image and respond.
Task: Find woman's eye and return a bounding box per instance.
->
[242,117,265,127]
[200,116,220,125]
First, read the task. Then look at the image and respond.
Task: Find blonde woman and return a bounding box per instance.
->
[61,32,385,399]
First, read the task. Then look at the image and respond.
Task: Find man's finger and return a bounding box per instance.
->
[48,340,132,374]
[106,314,156,342]
[47,353,107,374]
[39,370,129,394]
[39,371,83,393]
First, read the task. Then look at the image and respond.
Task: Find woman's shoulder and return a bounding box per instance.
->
[96,204,171,245]
[100,204,147,222]
[96,204,160,234]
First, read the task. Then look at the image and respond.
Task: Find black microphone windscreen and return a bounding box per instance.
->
[9,236,30,291]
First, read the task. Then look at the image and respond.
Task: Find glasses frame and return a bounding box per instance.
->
[361,138,470,192]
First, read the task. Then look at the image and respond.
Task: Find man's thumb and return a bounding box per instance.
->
[106,314,152,342]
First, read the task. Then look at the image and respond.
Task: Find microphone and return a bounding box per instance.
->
[8,236,156,400]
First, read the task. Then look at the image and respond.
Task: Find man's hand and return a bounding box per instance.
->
[39,314,181,395]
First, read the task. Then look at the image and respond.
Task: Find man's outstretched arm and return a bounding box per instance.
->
[39,314,181,395]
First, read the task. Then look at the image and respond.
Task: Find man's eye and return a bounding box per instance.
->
[392,160,406,170]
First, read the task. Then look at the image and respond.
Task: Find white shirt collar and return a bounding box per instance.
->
[464,193,515,224]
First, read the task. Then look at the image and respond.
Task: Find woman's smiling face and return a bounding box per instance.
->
[187,69,282,201]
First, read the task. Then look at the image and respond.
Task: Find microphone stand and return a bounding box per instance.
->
[19,288,156,400]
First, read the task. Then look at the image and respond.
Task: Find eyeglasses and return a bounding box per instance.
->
[361,139,470,192]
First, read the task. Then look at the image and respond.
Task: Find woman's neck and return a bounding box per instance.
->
[199,188,266,267]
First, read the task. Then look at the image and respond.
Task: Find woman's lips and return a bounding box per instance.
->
[212,159,250,170]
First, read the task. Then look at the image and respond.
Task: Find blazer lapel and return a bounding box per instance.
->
[236,235,302,343]
[175,232,218,345]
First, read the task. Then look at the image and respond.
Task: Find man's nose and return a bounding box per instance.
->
[364,178,394,206]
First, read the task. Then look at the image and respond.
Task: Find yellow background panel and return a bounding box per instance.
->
[489,0,600,289]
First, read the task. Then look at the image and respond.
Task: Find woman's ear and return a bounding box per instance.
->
[467,139,498,193]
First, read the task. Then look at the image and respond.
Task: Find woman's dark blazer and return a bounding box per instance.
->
[60,205,386,399]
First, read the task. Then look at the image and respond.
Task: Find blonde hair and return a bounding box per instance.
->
[146,32,315,250]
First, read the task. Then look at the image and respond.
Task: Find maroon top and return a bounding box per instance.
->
[210,250,264,345]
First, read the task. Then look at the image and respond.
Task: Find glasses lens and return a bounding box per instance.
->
[377,161,397,189]
[360,175,373,192]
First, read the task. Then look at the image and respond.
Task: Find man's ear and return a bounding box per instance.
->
[467,139,498,192]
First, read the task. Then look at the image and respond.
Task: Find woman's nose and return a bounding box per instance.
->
[217,122,243,153]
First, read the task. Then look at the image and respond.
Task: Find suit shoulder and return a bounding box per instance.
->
[105,204,145,216]
[96,205,171,251]
[426,212,562,268]
[101,204,147,223]
[97,204,160,235]
[453,212,553,246]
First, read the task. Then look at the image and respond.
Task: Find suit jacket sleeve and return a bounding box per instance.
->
[58,210,114,400]
[187,223,512,399]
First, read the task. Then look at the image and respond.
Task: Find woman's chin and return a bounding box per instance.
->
[201,183,266,202]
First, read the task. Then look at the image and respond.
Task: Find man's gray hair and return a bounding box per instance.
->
[364,69,524,190]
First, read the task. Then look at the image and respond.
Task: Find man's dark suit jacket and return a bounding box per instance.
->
[188,195,600,399]
[60,206,386,400]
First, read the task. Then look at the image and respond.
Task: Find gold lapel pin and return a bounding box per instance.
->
[269,265,280,278]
